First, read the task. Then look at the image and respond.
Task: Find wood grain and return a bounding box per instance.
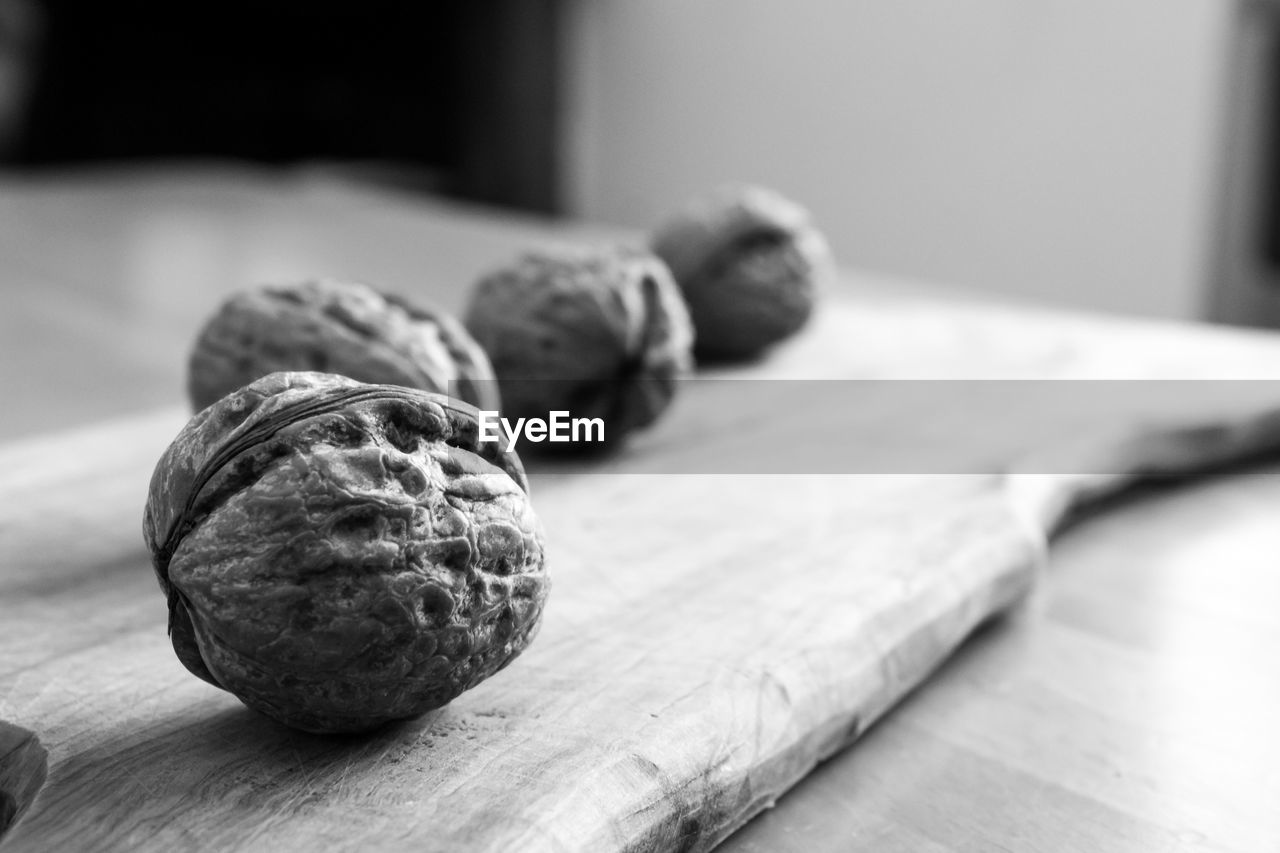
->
[3,291,1280,851]
[727,464,1280,853]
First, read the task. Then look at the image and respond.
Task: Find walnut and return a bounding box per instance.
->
[187,279,500,413]
[142,372,548,734]
[463,244,694,446]
[651,185,833,359]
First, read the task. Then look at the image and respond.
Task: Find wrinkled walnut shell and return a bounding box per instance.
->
[143,372,548,734]
[463,244,694,446]
[651,185,832,359]
[187,279,500,412]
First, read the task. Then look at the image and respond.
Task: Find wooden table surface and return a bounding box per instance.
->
[2,164,1278,851]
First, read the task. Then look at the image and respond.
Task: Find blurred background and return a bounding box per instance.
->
[2,0,1280,326]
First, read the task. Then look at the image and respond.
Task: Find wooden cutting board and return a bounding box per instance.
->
[4,292,1280,852]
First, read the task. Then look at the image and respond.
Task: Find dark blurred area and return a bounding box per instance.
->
[0,0,561,212]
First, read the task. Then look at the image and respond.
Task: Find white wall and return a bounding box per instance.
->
[562,0,1235,319]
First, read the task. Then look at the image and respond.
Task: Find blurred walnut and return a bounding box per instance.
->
[651,185,833,359]
[187,279,499,412]
[143,372,548,734]
[463,244,694,446]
